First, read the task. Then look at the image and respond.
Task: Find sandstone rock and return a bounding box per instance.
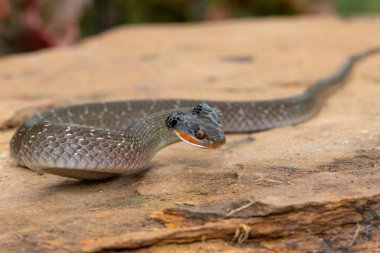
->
[0,17,379,252]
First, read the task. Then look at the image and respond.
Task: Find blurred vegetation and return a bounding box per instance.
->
[80,0,380,36]
[335,0,380,15]
[0,0,379,55]
[80,0,306,35]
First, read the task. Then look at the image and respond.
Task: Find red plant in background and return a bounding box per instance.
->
[0,0,91,53]
[0,0,10,19]
[20,0,56,49]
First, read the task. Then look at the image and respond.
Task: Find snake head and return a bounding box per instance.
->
[166,103,225,149]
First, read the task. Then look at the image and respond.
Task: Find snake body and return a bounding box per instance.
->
[10,48,380,179]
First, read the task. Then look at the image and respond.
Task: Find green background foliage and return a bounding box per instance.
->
[80,0,380,35]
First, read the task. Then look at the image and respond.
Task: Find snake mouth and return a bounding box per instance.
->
[174,129,225,149]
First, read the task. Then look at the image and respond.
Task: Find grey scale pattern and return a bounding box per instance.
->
[10,48,380,179]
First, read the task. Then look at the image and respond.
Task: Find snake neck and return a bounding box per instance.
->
[125,109,181,157]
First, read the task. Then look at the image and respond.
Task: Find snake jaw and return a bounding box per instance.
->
[174,129,225,149]
[168,103,226,149]
[174,129,207,148]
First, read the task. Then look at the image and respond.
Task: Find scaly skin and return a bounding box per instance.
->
[10,48,380,179]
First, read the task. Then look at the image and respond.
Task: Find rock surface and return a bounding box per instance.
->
[0,17,380,252]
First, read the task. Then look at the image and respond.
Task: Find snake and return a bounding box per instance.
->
[10,47,380,180]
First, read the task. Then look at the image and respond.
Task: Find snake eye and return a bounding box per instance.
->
[195,130,205,139]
